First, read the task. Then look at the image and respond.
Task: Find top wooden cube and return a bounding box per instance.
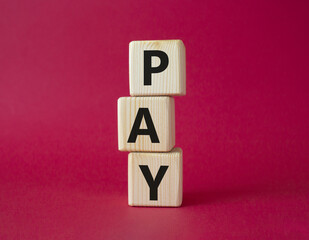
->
[129,40,186,96]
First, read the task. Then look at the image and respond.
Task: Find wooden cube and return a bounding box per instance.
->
[128,148,183,207]
[129,40,186,96]
[118,96,175,152]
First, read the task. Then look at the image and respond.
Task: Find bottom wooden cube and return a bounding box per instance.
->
[128,148,183,207]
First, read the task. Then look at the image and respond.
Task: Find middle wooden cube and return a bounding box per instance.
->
[118,96,175,152]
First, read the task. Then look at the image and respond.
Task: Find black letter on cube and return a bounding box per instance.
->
[144,50,169,85]
[139,165,169,200]
[127,108,159,143]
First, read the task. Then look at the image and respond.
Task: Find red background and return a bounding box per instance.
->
[1,0,309,239]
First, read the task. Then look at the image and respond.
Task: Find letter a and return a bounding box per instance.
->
[127,108,159,143]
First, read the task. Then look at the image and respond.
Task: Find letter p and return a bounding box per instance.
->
[144,50,169,85]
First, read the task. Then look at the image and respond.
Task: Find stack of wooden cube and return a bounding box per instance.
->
[118,40,186,207]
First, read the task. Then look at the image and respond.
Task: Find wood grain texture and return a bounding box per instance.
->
[118,96,175,152]
[129,40,186,96]
[128,148,183,207]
